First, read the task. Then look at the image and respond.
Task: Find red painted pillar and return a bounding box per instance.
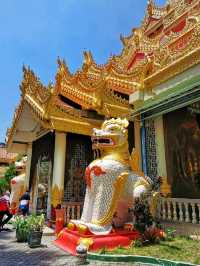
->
[55,208,65,235]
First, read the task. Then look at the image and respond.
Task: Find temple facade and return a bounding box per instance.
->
[128,0,200,199]
[7,0,200,224]
[6,58,135,218]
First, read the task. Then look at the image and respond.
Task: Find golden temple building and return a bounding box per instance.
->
[7,0,200,226]
[6,55,134,216]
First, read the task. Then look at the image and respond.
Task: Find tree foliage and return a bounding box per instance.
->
[0,163,16,195]
[4,163,16,183]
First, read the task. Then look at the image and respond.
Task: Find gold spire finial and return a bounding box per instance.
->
[147,0,154,16]
[82,51,94,71]
[120,34,128,46]
[22,64,26,73]
[83,51,93,65]
[57,57,70,75]
[57,56,62,67]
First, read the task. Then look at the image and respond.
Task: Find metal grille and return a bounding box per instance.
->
[145,119,158,178]
[64,133,93,202]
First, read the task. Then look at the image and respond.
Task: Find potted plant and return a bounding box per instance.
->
[13,216,30,242]
[27,214,45,248]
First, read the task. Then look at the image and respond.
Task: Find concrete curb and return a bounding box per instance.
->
[88,252,199,266]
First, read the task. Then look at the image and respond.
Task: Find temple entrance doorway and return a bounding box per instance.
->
[164,102,200,198]
[64,133,93,203]
[31,153,52,218]
[36,155,52,217]
[29,132,55,217]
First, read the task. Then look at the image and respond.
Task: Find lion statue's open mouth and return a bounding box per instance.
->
[91,137,114,147]
[91,118,128,150]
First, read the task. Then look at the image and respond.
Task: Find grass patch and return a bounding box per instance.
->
[99,237,200,265]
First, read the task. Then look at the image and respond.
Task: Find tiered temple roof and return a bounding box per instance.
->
[109,0,200,89]
[6,57,131,149]
[7,0,200,149]
[0,145,17,164]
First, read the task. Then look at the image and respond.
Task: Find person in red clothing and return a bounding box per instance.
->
[0,191,13,231]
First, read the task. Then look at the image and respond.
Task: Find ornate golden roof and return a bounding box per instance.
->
[7,60,131,147]
[55,57,130,117]
[7,0,200,147]
[100,0,200,91]
[77,0,200,96]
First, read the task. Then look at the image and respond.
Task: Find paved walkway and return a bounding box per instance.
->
[0,227,142,266]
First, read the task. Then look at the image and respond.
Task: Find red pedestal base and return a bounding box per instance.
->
[54,228,140,255]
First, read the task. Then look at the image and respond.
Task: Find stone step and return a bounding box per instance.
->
[43,226,55,236]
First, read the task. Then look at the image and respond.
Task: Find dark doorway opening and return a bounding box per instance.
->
[64,133,93,202]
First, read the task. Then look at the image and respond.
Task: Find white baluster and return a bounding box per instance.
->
[159,197,200,224]
[184,202,190,223]
[191,203,197,224]
[66,206,71,223]
[167,201,172,221]
[162,200,166,220]
[173,201,177,222]
[178,202,183,222]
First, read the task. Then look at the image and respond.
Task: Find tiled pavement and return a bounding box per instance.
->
[0,227,143,266]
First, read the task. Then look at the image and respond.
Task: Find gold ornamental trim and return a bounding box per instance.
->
[51,184,64,208]
[144,47,200,90]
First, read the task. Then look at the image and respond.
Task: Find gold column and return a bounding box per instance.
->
[154,116,171,197]
[51,132,67,207]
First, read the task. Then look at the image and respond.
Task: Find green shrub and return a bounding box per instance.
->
[13,216,30,242]
[164,228,176,241]
[0,164,16,194]
[13,214,45,242]
[132,239,143,248]
[27,214,45,232]
[0,178,8,194]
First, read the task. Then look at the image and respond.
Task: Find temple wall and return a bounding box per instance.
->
[141,103,200,199]
[151,63,200,97]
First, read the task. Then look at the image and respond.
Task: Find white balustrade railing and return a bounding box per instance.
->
[158,197,200,224]
[62,202,83,224]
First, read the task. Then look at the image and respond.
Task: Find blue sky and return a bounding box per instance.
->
[0,0,166,142]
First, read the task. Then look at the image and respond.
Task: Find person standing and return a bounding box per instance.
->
[0,191,13,231]
[19,190,30,216]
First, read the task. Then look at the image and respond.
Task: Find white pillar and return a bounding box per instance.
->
[26,142,32,189]
[51,132,66,208]
[154,116,171,196]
